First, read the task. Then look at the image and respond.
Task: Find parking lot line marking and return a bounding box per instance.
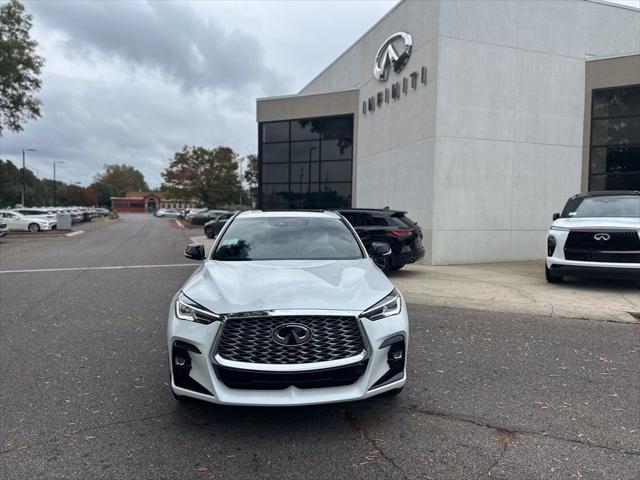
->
[65,230,85,237]
[0,264,198,274]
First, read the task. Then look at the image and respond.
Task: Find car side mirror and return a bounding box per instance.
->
[371,241,392,257]
[370,241,392,269]
[184,243,205,260]
[552,213,560,221]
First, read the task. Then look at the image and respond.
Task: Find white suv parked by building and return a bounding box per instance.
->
[546,191,639,283]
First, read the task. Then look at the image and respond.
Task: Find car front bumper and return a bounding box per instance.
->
[167,301,409,406]
[546,230,640,279]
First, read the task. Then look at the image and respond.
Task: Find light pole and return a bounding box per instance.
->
[21,148,37,207]
[53,161,64,206]
[238,156,244,209]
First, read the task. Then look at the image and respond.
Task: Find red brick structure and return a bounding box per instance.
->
[111,192,198,213]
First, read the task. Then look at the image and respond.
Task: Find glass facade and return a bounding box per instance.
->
[590,85,640,190]
[258,115,353,210]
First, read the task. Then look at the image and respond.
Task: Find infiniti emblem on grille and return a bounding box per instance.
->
[594,233,611,241]
[272,324,312,346]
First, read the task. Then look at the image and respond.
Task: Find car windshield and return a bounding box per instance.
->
[213,217,364,261]
[560,195,640,218]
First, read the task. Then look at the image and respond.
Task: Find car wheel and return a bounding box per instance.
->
[545,264,563,283]
[205,227,214,239]
[28,223,40,232]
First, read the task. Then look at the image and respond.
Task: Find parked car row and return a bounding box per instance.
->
[0,206,109,233]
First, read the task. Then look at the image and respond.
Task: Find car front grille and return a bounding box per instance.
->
[216,315,365,364]
[565,230,640,263]
[214,360,368,390]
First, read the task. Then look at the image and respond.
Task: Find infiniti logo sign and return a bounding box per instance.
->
[593,233,611,241]
[373,32,413,81]
[272,324,312,346]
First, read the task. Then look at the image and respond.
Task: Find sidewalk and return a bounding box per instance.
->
[391,261,639,323]
[190,234,639,324]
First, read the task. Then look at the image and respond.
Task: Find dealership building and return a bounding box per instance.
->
[256,0,639,265]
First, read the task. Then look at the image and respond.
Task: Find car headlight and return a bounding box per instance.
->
[361,288,402,320]
[550,226,569,231]
[175,292,222,324]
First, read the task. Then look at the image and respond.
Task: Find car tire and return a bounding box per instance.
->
[545,264,563,283]
[28,223,40,233]
[205,227,214,239]
[390,264,404,272]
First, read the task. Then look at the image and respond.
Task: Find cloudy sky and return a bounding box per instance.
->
[0,0,395,187]
[0,0,638,188]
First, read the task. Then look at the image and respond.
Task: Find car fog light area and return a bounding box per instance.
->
[172,341,211,395]
[547,235,556,257]
[370,335,406,389]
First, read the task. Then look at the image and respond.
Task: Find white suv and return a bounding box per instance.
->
[168,211,408,406]
[546,191,640,282]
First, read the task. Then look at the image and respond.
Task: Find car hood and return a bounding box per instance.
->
[552,217,640,230]
[181,258,394,314]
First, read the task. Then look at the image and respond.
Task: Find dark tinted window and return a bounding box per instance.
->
[214,217,363,260]
[259,115,353,209]
[262,143,289,163]
[589,86,640,190]
[321,117,352,140]
[591,117,640,146]
[291,119,320,141]
[291,162,319,184]
[592,86,640,118]
[320,161,352,182]
[561,196,640,218]
[261,162,289,183]
[321,140,352,161]
[262,122,289,143]
[291,141,320,162]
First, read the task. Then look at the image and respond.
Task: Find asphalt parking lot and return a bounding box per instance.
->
[0,213,638,479]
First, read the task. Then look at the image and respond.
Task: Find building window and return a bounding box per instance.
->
[589,85,640,190]
[258,115,353,209]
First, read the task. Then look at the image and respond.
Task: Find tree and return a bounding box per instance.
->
[93,164,149,196]
[0,0,44,136]
[162,146,240,208]
[243,154,258,207]
[90,181,119,207]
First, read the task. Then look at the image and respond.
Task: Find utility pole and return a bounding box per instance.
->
[239,156,244,209]
[21,148,37,207]
[53,161,64,206]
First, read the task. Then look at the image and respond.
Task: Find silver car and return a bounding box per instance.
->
[168,210,408,406]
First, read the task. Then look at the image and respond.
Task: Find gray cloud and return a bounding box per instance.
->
[1,0,397,189]
[28,0,288,94]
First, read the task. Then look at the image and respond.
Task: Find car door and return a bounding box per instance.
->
[4,212,27,230]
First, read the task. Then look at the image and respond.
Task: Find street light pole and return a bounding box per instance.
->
[21,148,37,207]
[53,161,64,206]
[239,156,244,209]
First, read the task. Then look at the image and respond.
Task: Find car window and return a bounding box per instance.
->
[365,214,391,227]
[561,196,640,218]
[213,217,364,261]
[340,212,363,226]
